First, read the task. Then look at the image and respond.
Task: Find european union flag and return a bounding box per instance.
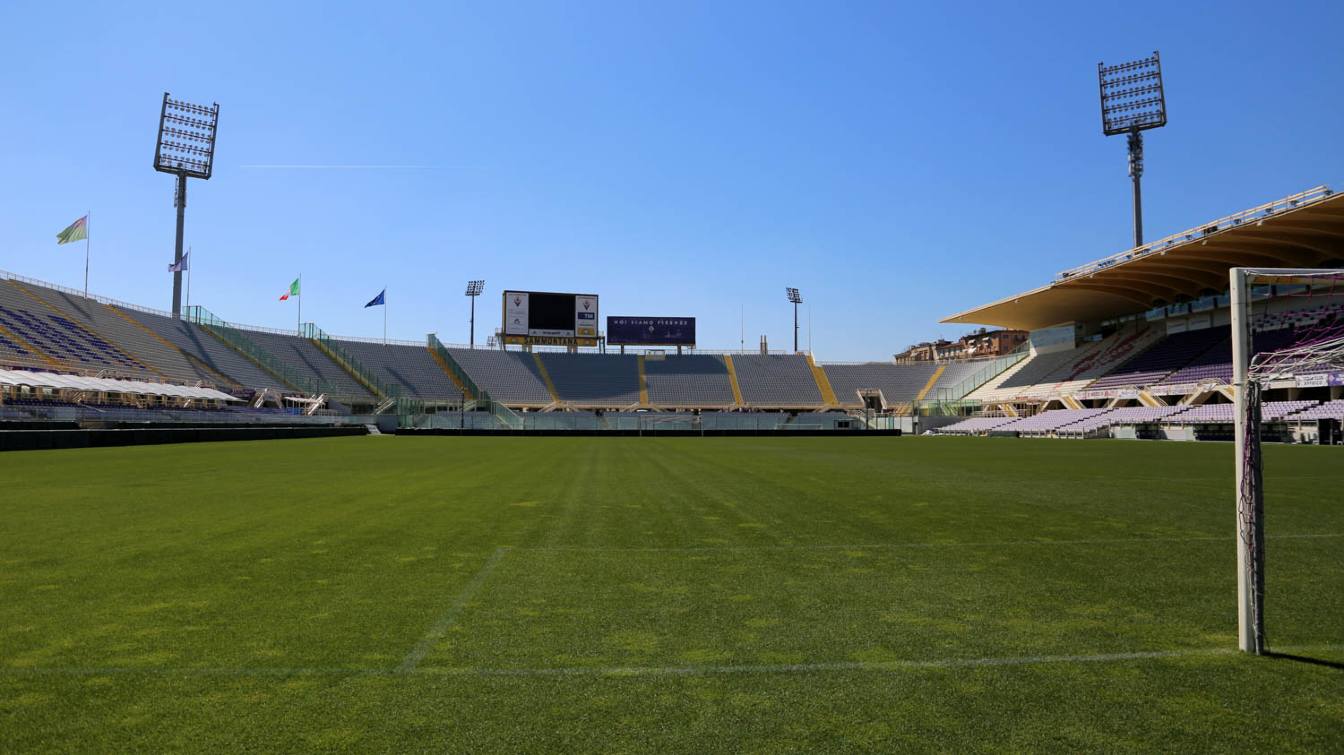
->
[364,289,385,308]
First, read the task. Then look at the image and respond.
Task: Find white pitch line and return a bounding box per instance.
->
[511,532,1344,554]
[6,644,1342,679]
[397,546,511,673]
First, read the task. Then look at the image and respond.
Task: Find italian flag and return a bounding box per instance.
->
[279,278,300,301]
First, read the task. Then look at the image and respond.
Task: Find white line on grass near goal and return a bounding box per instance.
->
[397,546,511,673]
[7,644,1341,679]
[510,533,1344,554]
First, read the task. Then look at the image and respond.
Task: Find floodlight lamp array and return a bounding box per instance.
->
[785,287,802,304]
[465,280,485,296]
[155,93,219,179]
[1098,52,1167,136]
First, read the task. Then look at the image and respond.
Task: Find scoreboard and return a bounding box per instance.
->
[502,290,599,346]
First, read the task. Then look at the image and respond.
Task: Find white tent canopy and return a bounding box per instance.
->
[0,369,239,402]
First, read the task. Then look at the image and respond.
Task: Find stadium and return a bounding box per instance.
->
[3,6,1343,753]
[3,184,1343,441]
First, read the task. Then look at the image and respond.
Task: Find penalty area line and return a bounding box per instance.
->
[397,545,511,673]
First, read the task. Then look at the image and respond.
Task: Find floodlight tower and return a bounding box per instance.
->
[786,287,802,352]
[465,279,485,347]
[154,93,220,317]
[1098,52,1167,248]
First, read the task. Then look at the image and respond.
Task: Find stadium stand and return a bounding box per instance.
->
[822,362,937,407]
[0,280,151,377]
[996,408,1111,435]
[1085,329,1228,391]
[936,415,1018,435]
[1289,399,1344,420]
[445,348,554,407]
[1159,403,1232,424]
[643,355,736,407]
[128,308,287,394]
[242,328,376,401]
[332,339,463,401]
[12,281,229,387]
[1057,406,1186,436]
[969,327,1164,402]
[732,354,823,407]
[926,359,1001,397]
[539,353,641,406]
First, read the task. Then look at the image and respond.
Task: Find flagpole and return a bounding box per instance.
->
[383,285,388,346]
[186,246,192,310]
[84,211,91,298]
[297,273,302,335]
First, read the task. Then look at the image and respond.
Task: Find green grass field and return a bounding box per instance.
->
[1,436,1341,751]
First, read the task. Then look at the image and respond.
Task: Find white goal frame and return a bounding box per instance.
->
[1230,267,1344,654]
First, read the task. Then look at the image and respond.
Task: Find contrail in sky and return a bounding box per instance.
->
[238,164,429,170]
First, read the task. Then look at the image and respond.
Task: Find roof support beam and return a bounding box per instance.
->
[1216,235,1337,264]
[1056,282,1155,307]
[1075,273,1186,301]
[1186,245,1302,267]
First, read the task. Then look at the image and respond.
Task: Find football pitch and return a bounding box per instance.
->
[1,436,1341,751]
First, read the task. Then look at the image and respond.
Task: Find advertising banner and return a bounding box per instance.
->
[606,316,696,346]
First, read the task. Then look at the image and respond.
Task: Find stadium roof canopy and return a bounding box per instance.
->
[0,369,238,401]
[942,186,1344,331]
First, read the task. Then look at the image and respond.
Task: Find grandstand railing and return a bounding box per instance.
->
[427,334,490,402]
[303,323,422,413]
[185,306,338,397]
[0,268,182,322]
[931,347,1029,407]
[1057,185,1334,281]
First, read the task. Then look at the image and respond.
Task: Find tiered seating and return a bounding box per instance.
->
[0,323,37,367]
[243,329,375,400]
[446,348,553,406]
[14,282,227,387]
[822,362,936,406]
[1264,400,1319,420]
[1057,406,1185,435]
[539,353,640,406]
[1288,399,1344,420]
[1088,329,1226,390]
[129,310,287,393]
[731,354,823,407]
[967,329,1159,402]
[0,282,148,376]
[1255,301,1344,331]
[644,355,735,406]
[935,416,1018,435]
[1161,403,1232,424]
[334,340,462,400]
[996,408,1111,435]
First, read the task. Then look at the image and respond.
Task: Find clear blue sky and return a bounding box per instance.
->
[2,1,1341,359]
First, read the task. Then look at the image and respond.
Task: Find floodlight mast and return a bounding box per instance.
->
[1098,52,1166,248]
[465,280,485,347]
[154,93,219,317]
[786,287,802,352]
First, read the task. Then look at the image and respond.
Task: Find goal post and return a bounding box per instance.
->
[1230,266,1344,654]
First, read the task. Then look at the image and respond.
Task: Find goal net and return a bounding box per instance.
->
[1230,267,1344,655]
